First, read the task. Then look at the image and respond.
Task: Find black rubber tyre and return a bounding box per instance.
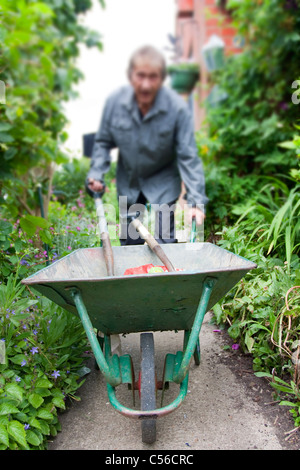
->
[194,337,201,365]
[140,333,156,444]
[94,332,105,370]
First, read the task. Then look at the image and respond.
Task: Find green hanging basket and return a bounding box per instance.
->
[167,64,200,94]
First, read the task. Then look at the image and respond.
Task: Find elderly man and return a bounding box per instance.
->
[87,45,208,244]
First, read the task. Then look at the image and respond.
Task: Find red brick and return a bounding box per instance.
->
[221,27,237,36]
[223,16,234,25]
[206,5,221,15]
[205,16,222,27]
[178,0,193,12]
[223,36,235,48]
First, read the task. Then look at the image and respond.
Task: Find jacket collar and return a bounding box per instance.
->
[121,86,168,123]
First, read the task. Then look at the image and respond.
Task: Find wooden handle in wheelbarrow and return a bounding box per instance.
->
[131,218,176,272]
[86,181,114,277]
[94,196,114,276]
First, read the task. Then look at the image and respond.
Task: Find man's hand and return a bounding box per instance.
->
[187,206,205,225]
[87,178,104,193]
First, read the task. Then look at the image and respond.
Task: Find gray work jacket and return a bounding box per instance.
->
[88,85,208,207]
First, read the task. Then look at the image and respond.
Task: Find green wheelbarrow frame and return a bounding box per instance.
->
[22,241,256,441]
[68,275,215,418]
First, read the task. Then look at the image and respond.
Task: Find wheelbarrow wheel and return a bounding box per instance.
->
[140,333,156,444]
[194,337,201,365]
[94,331,104,370]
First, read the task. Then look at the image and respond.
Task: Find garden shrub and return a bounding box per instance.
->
[0,0,106,449]
[0,0,104,217]
[198,0,300,426]
[0,275,88,449]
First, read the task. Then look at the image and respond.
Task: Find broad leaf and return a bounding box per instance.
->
[7,420,28,449]
[0,424,9,448]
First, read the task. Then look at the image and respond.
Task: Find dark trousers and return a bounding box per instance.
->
[120,192,177,246]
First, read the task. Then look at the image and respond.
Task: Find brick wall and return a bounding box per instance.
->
[174,0,243,128]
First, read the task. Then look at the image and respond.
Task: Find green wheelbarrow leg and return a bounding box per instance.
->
[184,330,200,365]
[69,287,121,387]
[173,277,216,384]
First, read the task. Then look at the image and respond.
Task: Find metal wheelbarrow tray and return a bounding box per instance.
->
[22,242,256,444]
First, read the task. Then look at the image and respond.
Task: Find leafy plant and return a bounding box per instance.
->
[232,179,300,273]
[167,63,199,73]
[0,0,105,217]
[255,370,300,429]
[198,0,300,188]
[211,215,300,425]
[0,276,89,449]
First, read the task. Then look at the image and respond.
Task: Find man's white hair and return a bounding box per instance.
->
[127,45,167,80]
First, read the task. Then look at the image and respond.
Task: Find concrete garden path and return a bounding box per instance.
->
[48,313,299,451]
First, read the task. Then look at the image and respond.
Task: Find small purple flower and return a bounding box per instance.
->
[51,370,60,379]
[20,259,29,266]
[24,424,30,430]
[15,376,21,382]
[279,101,288,111]
[30,346,38,355]
[232,343,239,350]
[33,329,38,335]
[21,359,27,367]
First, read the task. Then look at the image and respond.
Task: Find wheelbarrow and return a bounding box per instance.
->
[22,238,256,444]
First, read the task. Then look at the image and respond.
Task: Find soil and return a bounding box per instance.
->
[215,327,300,450]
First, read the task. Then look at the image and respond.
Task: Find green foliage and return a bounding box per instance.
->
[47,196,100,256]
[0,194,102,283]
[279,127,300,182]
[51,158,120,246]
[0,276,88,449]
[0,0,117,452]
[199,0,300,238]
[0,0,104,215]
[209,172,300,423]
[52,157,93,205]
[255,372,300,428]
[233,180,300,270]
[167,63,199,72]
[198,0,300,427]
[0,163,120,449]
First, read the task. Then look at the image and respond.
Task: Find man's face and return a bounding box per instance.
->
[130,60,163,111]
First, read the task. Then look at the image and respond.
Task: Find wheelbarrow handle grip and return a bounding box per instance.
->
[85,178,106,199]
